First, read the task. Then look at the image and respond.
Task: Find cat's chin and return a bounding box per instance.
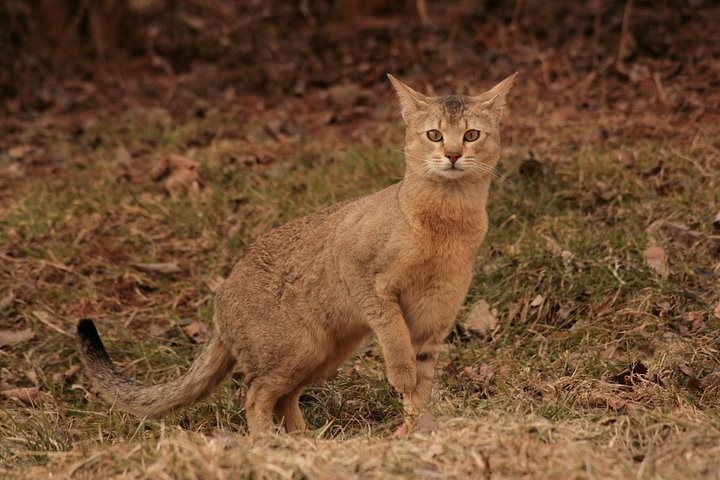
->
[436,168,467,180]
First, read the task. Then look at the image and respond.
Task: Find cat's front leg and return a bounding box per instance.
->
[368,302,417,395]
[353,292,417,394]
[403,346,439,416]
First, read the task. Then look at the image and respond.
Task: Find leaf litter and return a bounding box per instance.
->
[0,329,35,348]
[1,2,720,479]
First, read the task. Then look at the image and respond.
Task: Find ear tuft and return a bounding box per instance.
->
[387,74,431,123]
[477,72,518,117]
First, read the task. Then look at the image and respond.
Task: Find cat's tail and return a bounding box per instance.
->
[76,319,236,418]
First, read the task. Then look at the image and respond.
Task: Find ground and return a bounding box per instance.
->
[1,1,720,478]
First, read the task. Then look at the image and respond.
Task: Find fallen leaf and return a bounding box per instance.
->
[183,321,209,343]
[151,156,170,180]
[700,371,720,393]
[8,144,32,159]
[151,154,201,198]
[131,262,181,274]
[677,363,702,391]
[646,219,702,246]
[582,392,636,412]
[0,329,35,348]
[165,167,201,198]
[205,275,225,293]
[542,235,574,263]
[167,153,199,171]
[328,83,363,107]
[612,361,648,386]
[595,181,618,202]
[1,386,39,402]
[53,364,82,385]
[530,294,544,307]
[644,245,669,278]
[714,211,720,230]
[465,300,497,336]
[462,363,495,385]
[677,311,705,335]
[0,289,14,310]
[714,303,720,320]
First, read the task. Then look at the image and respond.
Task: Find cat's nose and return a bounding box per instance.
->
[445,152,462,164]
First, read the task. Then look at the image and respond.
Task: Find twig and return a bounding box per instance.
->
[416,0,429,25]
[617,0,632,63]
[653,72,672,107]
[33,309,74,338]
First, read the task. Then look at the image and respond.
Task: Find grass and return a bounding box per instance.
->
[1,88,719,478]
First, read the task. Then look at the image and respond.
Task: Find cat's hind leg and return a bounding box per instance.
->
[273,333,367,433]
[274,385,306,433]
[245,375,298,433]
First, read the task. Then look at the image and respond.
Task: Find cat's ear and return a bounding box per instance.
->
[387,74,431,123]
[475,72,518,117]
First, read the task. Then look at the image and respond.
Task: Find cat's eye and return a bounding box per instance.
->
[426,130,443,142]
[464,130,481,142]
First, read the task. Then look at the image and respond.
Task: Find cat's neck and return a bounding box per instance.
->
[397,173,490,239]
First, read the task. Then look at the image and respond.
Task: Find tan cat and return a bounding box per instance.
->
[77,73,516,434]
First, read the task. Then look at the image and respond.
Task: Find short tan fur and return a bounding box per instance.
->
[77,73,517,433]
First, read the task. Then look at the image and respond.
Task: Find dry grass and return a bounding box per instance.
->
[2,48,720,478]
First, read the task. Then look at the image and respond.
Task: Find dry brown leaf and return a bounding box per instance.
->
[53,364,82,385]
[465,300,497,336]
[530,294,544,307]
[462,363,495,385]
[205,275,225,293]
[131,262,181,274]
[644,245,669,278]
[8,144,32,159]
[700,372,720,393]
[542,235,574,263]
[151,156,171,180]
[151,154,201,198]
[646,219,702,246]
[165,167,201,198]
[595,181,618,202]
[583,393,635,412]
[1,386,39,402]
[184,321,209,343]
[0,289,14,310]
[0,328,35,348]
[714,211,720,230]
[714,302,720,320]
[328,83,363,107]
[678,311,705,335]
[167,153,199,170]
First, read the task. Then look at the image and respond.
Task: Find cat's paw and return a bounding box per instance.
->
[387,361,417,394]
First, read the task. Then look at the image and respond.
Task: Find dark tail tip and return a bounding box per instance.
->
[77,318,111,362]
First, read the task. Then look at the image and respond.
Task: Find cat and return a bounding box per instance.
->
[77,72,517,434]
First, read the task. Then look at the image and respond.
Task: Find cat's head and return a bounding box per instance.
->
[389,74,516,183]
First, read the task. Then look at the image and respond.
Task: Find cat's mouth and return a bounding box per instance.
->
[438,165,466,179]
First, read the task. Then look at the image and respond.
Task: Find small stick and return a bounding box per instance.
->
[617,0,632,63]
[416,0,429,25]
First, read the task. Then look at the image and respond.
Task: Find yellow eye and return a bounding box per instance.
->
[427,130,443,142]
[464,130,481,142]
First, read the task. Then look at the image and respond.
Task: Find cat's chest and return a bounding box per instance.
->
[393,244,477,335]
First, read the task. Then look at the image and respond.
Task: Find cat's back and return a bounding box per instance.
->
[226,182,401,276]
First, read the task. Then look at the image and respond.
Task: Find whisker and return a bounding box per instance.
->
[391,150,512,187]
[468,163,513,187]
[391,148,427,162]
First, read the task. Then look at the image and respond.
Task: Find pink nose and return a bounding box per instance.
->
[445,152,462,164]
